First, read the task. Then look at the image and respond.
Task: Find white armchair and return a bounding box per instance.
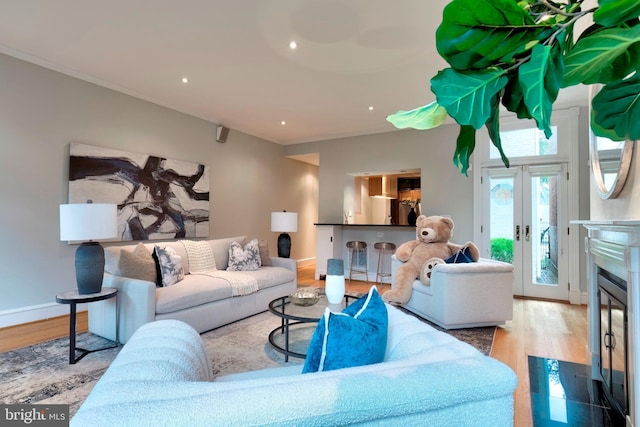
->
[391,255,514,329]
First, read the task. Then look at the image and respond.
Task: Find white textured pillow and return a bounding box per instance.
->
[153,246,185,286]
[181,240,217,273]
[227,239,261,271]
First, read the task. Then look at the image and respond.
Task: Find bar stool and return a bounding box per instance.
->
[374,242,396,284]
[346,241,368,283]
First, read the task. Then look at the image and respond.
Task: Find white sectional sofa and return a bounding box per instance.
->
[89,235,297,343]
[72,304,518,426]
[392,255,514,329]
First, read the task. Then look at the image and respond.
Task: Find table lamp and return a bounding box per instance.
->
[60,202,118,294]
[271,211,298,258]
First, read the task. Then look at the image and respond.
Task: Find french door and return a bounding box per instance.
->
[482,164,569,300]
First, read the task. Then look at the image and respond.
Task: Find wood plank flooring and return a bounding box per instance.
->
[1,263,588,427]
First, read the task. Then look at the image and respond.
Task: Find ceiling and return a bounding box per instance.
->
[0,0,589,147]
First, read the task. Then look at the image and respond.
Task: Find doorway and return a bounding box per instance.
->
[482,164,569,300]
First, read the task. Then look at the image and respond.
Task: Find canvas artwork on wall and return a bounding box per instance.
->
[68,142,210,241]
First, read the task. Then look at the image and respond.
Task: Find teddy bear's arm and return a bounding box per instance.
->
[395,240,420,262]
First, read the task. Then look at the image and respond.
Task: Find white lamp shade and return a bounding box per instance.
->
[60,203,118,241]
[271,212,298,233]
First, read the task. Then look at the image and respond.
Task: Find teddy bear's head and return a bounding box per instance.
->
[415,215,454,244]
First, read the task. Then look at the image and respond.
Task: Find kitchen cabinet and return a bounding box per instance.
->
[368,176,398,199]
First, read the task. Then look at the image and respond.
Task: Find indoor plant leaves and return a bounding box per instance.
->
[591,74,640,141]
[486,94,510,169]
[501,74,533,120]
[453,125,476,176]
[387,0,640,174]
[431,67,508,130]
[518,43,564,138]
[563,25,640,86]
[386,101,449,130]
[436,0,549,70]
[594,0,640,28]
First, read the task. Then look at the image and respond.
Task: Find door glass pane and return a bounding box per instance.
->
[531,173,558,285]
[489,176,514,263]
[490,127,558,160]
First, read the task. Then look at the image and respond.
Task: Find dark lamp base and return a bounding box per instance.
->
[277,233,291,258]
[75,242,105,294]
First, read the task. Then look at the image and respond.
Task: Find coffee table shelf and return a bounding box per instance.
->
[268,292,360,361]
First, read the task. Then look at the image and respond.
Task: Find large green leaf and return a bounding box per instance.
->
[386,101,449,130]
[594,0,640,28]
[436,0,549,70]
[431,68,508,129]
[592,74,640,141]
[563,25,640,86]
[453,125,476,176]
[518,43,563,138]
[486,94,510,168]
[502,75,533,119]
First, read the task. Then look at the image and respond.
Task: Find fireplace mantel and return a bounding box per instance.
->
[577,220,640,426]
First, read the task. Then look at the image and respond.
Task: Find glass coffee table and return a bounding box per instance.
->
[268,292,361,361]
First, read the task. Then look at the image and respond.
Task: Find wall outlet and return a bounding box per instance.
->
[376,232,383,237]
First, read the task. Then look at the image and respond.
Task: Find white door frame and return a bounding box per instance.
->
[473,107,582,303]
[482,164,569,300]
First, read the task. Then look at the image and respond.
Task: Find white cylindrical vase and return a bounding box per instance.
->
[325,258,345,304]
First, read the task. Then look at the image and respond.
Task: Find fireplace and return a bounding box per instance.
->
[597,268,628,419]
[578,220,640,427]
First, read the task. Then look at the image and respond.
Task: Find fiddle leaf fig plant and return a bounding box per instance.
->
[387,0,640,175]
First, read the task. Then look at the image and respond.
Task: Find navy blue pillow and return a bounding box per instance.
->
[445,245,475,264]
[302,286,388,373]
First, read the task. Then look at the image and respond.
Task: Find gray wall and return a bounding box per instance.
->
[0,53,318,313]
[285,126,477,243]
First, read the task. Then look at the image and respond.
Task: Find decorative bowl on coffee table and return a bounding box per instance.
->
[289,287,320,306]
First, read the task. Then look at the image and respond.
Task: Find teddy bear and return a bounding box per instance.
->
[419,257,446,285]
[382,215,479,304]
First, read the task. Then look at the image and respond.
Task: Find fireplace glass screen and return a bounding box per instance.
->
[597,269,628,418]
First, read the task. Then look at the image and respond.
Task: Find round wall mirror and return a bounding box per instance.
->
[590,134,634,199]
[589,84,635,199]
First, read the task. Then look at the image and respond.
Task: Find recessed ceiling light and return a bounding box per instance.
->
[368,106,374,111]
[181,77,189,83]
[289,41,298,50]
[281,121,286,126]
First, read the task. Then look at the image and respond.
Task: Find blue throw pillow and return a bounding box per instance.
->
[445,245,475,264]
[302,286,388,373]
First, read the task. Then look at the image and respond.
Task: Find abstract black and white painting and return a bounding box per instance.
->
[68,142,210,241]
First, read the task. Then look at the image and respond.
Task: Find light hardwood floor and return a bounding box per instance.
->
[1,264,588,427]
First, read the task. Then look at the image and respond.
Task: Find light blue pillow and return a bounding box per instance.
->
[302,286,388,373]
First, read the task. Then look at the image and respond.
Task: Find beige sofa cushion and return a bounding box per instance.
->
[155,275,233,314]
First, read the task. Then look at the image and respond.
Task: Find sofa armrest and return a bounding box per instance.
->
[392,255,513,278]
[88,272,156,344]
[269,257,297,282]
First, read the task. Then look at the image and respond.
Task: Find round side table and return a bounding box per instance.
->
[55,287,119,364]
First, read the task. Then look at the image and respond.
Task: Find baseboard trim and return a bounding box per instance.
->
[569,289,588,305]
[0,302,88,328]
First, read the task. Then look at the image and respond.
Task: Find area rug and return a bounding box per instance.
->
[0,309,494,417]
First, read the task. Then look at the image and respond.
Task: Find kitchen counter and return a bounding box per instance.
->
[314,224,416,281]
